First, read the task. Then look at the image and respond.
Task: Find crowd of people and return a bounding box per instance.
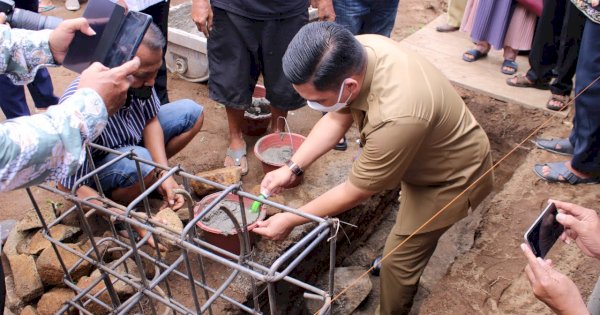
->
[0,0,598,314]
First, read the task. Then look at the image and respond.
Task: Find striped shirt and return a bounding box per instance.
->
[58,77,161,190]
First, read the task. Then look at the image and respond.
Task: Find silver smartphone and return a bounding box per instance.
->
[524,202,564,258]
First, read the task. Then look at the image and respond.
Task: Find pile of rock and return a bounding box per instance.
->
[2,204,181,315]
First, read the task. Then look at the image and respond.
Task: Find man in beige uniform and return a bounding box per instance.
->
[253,22,494,314]
[437,0,467,32]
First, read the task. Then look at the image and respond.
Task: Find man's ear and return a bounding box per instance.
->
[346,78,359,94]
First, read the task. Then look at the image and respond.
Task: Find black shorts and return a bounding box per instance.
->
[207,7,308,111]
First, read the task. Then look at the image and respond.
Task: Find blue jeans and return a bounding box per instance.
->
[333,0,400,36]
[568,19,600,177]
[94,99,203,192]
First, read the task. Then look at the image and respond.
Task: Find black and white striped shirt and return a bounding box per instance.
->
[59,78,161,190]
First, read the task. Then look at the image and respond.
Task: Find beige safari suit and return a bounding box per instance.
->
[348,35,494,315]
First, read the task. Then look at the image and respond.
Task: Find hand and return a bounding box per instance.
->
[552,199,600,259]
[520,243,588,315]
[253,213,296,240]
[49,18,96,64]
[191,0,213,37]
[78,58,140,115]
[158,176,185,210]
[314,0,336,21]
[0,12,6,24]
[260,166,296,196]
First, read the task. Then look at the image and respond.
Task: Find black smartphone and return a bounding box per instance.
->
[63,0,151,73]
[103,11,151,69]
[524,202,564,258]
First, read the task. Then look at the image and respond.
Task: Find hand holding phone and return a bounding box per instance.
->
[524,202,564,258]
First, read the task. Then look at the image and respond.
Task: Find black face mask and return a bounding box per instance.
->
[128,86,153,100]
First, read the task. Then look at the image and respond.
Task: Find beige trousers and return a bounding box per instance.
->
[448,0,468,27]
[375,226,451,315]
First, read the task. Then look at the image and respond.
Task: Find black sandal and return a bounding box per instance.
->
[334,136,347,151]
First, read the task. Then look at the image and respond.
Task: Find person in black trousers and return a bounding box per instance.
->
[141,0,171,105]
[0,0,59,118]
[506,0,586,111]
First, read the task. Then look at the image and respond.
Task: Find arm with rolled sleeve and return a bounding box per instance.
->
[0,89,107,191]
[0,24,110,191]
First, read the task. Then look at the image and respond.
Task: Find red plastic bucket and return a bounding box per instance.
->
[194,192,266,256]
[241,85,271,137]
[254,133,306,188]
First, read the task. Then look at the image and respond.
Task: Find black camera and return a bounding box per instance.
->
[0,0,62,30]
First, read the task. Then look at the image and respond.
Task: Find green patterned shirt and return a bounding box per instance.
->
[0,25,108,191]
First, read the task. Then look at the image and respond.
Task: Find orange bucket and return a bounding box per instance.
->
[254,132,306,188]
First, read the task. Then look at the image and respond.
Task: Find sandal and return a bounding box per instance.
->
[506,74,550,90]
[546,94,570,111]
[462,49,488,62]
[38,4,55,12]
[334,136,347,151]
[501,59,518,75]
[533,161,600,185]
[225,146,248,176]
[533,138,574,156]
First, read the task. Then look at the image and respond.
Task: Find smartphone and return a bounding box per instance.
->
[103,11,151,69]
[524,202,564,258]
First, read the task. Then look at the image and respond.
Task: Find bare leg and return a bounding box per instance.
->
[224,107,248,171]
[165,113,204,158]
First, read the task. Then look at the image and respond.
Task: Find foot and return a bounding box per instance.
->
[506,74,550,90]
[534,138,574,156]
[533,161,599,185]
[462,49,488,62]
[224,141,248,175]
[501,59,518,75]
[546,94,570,111]
[65,0,79,11]
[436,24,459,32]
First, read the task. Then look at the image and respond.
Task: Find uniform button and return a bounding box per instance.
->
[368,94,374,101]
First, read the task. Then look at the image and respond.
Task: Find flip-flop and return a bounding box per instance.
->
[462,49,488,62]
[38,4,55,12]
[533,161,600,185]
[546,94,570,111]
[225,147,248,176]
[334,136,347,151]
[501,59,518,75]
[506,74,550,90]
[533,138,574,156]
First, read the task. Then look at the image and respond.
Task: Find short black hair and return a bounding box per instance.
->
[282,22,365,91]
[141,22,166,52]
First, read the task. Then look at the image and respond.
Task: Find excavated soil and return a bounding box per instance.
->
[1,1,598,314]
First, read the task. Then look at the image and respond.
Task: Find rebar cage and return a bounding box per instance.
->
[26,143,337,314]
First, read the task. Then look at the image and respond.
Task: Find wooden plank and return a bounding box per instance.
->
[399,15,567,116]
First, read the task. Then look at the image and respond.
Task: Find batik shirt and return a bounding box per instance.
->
[0,25,108,191]
[572,0,600,23]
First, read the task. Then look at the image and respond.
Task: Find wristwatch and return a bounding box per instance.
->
[286,160,304,176]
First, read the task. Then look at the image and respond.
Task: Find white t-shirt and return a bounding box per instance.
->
[123,0,166,11]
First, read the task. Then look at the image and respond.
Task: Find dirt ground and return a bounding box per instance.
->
[2,0,600,314]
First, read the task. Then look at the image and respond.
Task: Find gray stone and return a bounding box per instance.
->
[3,227,30,258]
[36,244,92,286]
[7,254,43,302]
[4,275,25,314]
[36,288,75,315]
[306,266,372,315]
[15,207,56,232]
[19,224,80,255]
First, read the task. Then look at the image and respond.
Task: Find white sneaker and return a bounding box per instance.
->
[65,0,80,11]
